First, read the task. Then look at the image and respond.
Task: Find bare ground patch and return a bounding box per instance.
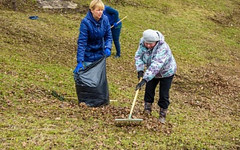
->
[173,64,239,117]
[209,8,240,27]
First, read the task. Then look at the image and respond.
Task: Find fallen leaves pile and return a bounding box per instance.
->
[76,103,173,133]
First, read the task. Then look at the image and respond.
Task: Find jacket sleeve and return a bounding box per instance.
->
[77,20,88,63]
[144,46,169,82]
[105,6,119,24]
[104,18,112,49]
[135,42,145,72]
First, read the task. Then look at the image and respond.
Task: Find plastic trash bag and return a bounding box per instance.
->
[74,56,109,107]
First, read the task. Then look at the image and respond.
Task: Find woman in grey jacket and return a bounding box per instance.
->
[135,29,177,124]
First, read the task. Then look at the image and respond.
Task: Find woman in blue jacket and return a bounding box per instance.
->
[104,5,122,58]
[73,0,112,73]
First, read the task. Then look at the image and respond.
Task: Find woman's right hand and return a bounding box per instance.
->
[137,71,144,80]
[73,62,84,73]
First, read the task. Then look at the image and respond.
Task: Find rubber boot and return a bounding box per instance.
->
[143,102,152,115]
[159,108,168,124]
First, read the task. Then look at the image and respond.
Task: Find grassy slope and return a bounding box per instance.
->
[0,0,240,149]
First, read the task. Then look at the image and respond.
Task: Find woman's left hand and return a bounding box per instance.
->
[135,79,147,91]
[104,48,111,57]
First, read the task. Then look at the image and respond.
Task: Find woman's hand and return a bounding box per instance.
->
[73,62,84,73]
[104,48,111,57]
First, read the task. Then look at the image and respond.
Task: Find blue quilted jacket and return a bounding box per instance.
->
[103,5,122,28]
[76,10,112,63]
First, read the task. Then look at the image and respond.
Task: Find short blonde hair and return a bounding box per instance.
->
[89,0,104,10]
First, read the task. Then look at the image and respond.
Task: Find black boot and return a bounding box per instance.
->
[143,102,152,115]
[159,108,168,124]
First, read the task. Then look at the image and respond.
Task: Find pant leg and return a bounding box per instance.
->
[144,78,160,103]
[111,26,122,56]
[158,75,174,109]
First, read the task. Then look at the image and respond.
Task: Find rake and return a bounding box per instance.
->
[115,78,143,123]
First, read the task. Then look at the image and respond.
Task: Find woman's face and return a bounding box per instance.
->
[144,42,157,49]
[91,7,103,21]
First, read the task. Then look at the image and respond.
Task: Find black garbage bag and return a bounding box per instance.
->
[74,56,109,107]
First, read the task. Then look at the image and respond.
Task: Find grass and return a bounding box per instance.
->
[0,0,240,149]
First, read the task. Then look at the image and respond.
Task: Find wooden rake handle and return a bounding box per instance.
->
[111,16,128,28]
[128,77,142,119]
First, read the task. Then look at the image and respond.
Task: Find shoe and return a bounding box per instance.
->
[159,108,168,124]
[114,55,120,59]
[143,102,152,115]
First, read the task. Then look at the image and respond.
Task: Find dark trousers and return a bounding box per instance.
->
[144,75,174,109]
[111,25,121,56]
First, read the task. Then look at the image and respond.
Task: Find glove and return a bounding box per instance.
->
[113,22,118,27]
[104,48,111,57]
[135,79,147,91]
[137,71,144,80]
[73,62,84,73]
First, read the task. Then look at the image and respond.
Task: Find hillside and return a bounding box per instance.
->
[0,0,240,149]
